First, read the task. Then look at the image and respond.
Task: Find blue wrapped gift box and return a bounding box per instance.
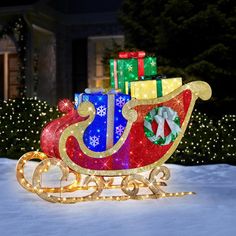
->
[74,92,131,152]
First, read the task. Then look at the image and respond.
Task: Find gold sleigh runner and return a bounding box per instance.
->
[16,152,194,203]
[16,81,211,203]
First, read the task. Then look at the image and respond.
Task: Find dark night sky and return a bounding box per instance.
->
[48,0,122,13]
[0,0,39,7]
[0,0,123,13]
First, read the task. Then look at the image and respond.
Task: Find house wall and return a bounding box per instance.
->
[55,25,73,101]
[32,26,57,104]
[72,38,88,95]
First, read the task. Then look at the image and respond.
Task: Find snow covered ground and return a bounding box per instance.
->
[1,158,236,236]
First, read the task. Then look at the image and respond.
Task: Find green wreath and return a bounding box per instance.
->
[144,106,181,145]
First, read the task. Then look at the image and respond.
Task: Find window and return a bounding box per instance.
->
[8,54,21,99]
[87,35,124,89]
[0,55,3,100]
[0,37,21,100]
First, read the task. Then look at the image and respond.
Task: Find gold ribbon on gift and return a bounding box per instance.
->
[106,93,115,149]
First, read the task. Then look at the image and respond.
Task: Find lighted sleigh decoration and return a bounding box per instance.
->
[16,81,211,203]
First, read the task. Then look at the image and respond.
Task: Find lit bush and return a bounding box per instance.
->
[169,109,236,165]
[217,114,236,164]
[0,97,59,159]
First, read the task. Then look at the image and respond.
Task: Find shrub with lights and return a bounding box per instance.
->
[169,111,236,165]
[0,97,59,159]
[217,115,236,164]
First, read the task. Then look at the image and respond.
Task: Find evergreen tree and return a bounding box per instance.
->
[119,0,236,112]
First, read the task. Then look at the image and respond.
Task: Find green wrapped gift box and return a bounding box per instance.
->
[109,52,157,93]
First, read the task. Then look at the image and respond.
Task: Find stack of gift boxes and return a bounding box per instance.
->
[75,51,182,152]
[109,51,182,99]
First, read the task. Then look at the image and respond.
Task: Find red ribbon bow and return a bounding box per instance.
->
[118,51,146,59]
[113,51,146,89]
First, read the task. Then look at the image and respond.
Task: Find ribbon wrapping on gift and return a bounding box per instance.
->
[125,77,182,99]
[139,74,167,80]
[118,51,146,58]
[110,52,157,93]
[74,92,131,152]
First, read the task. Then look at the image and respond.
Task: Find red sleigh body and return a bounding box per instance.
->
[40,81,211,176]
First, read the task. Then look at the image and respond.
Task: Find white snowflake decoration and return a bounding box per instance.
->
[97,105,107,117]
[116,96,126,108]
[89,135,100,147]
[116,124,125,136]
